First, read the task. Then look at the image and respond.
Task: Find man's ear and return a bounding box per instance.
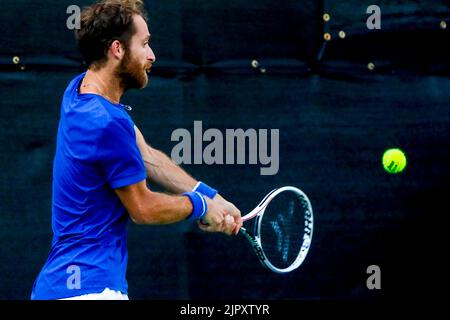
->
[110,40,125,60]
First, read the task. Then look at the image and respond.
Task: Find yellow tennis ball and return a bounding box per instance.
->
[382,148,407,174]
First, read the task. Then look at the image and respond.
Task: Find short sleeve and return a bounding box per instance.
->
[97,117,147,189]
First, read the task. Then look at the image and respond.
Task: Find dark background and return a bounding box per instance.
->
[0,0,448,301]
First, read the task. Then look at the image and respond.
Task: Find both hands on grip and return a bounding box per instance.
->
[188,182,243,236]
[199,195,243,236]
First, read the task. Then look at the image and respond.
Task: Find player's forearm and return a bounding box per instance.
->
[134,125,198,193]
[144,146,198,194]
[132,191,193,225]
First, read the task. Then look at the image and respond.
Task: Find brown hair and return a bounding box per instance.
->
[75,0,148,68]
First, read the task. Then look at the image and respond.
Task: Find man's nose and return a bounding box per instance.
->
[148,47,156,64]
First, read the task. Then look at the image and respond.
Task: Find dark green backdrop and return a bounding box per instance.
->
[0,0,448,300]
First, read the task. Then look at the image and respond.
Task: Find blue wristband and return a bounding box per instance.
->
[193,182,218,199]
[183,191,208,221]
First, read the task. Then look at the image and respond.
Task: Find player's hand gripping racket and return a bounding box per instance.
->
[240,186,313,274]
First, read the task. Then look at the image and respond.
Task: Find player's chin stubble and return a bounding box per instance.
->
[116,53,148,91]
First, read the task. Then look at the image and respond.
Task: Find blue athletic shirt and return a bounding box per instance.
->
[31,72,147,299]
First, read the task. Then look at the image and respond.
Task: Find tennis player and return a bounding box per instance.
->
[31,0,242,300]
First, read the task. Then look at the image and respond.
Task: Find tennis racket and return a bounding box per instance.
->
[240,186,313,274]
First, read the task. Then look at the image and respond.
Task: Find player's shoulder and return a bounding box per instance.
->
[69,95,131,129]
[90,99,136,138]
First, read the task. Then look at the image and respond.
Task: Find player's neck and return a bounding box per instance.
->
[81,68,124,104]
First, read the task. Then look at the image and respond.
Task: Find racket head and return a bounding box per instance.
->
[243,186,314,274]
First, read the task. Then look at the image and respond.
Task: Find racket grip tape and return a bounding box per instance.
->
[183,191,208,220]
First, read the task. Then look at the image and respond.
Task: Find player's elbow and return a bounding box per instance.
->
[127,192,163,225]
[129,210,147,225]
[128,205,157,225]
[127,204,146,224]
[115,181,163,225]
[130,211,160,225]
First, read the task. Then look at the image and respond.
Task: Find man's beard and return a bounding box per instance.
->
[115,51,148,91]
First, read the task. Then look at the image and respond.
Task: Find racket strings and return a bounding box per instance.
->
[259,193,307,269]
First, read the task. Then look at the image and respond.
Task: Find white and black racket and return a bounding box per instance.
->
[240,186,314,274]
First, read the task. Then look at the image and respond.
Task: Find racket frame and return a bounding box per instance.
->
[240,186,314,274]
